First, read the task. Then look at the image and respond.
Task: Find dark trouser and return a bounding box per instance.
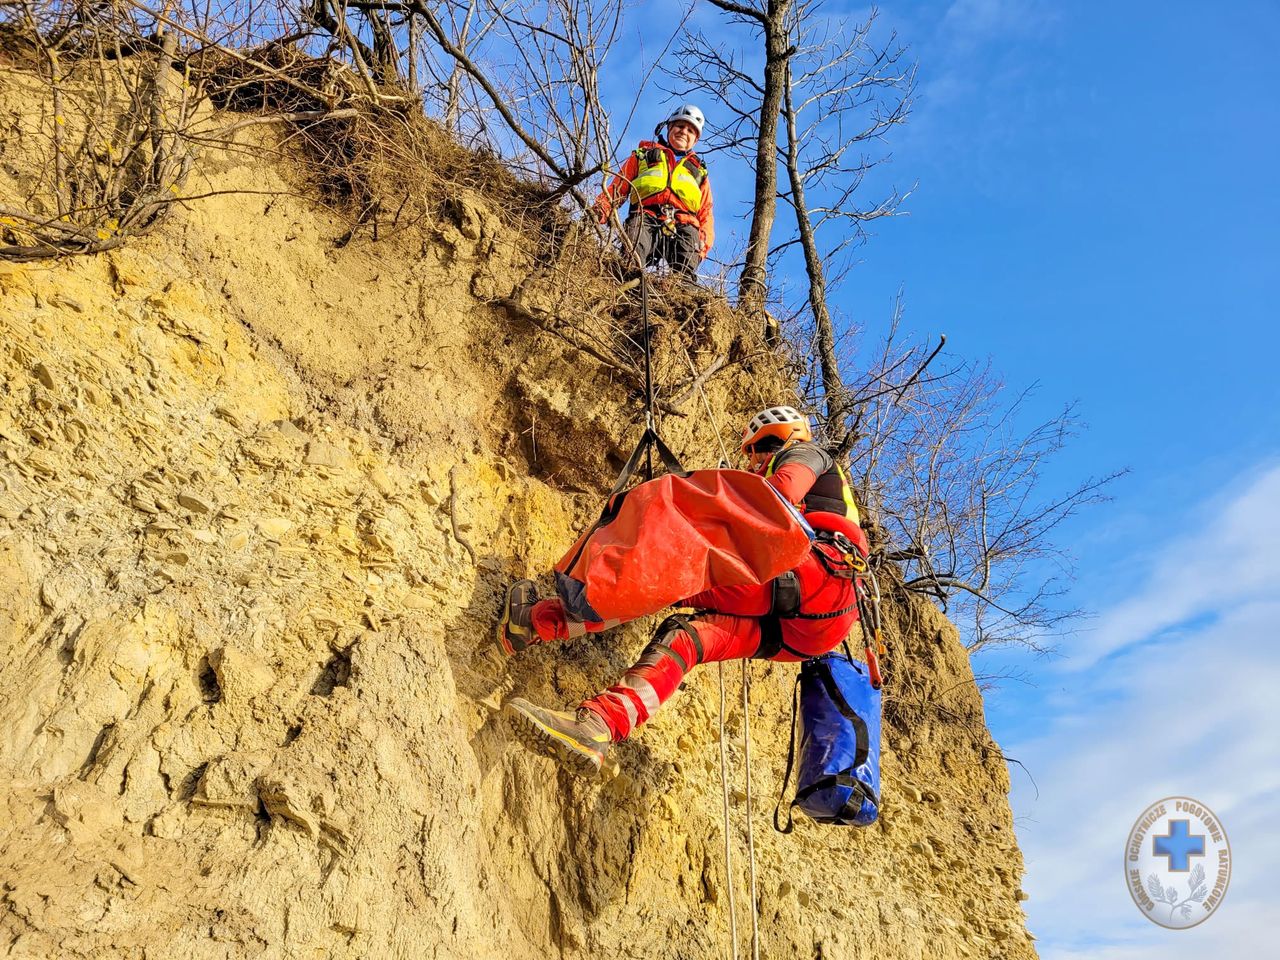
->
[623,212,701,278]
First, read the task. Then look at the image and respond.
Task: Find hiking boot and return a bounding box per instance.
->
[504,697,612,776]
[496,579,538,656]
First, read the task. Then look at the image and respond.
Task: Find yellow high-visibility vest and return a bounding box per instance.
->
[631,145,706,213]
[766,452,861,525]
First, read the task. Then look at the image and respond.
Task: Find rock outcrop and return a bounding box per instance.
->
[0,86,1035,959]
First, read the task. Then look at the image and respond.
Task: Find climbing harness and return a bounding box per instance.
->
[597,149,707,285]
[658,202,679,237]
[752,526,868,661]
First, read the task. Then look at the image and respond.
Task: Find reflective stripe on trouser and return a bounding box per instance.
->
[530,592,856,741]
[581,613,764,741]
[530,598,619,641]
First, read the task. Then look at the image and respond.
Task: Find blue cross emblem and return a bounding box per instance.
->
[1153,819,1205,872]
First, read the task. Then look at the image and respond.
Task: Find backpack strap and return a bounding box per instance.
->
[792,774,878,824]
[773,672,803,834]
[558,427,687,582]
[607,426,687,500]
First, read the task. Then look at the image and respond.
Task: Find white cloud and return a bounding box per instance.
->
[941,0,1049,52]
[1063,462,1280,671]
[1003,462,1280,955]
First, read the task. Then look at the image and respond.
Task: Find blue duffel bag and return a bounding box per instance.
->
[774,653,882,832]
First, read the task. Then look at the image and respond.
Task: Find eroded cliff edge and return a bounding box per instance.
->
[0,100,1035,959]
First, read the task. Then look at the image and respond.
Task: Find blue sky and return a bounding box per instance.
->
[601,1,1278,954]
[847,7,1279,955]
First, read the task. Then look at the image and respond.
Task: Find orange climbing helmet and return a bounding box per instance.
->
[741,405,812,471]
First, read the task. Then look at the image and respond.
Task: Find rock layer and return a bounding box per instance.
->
[0,102,1034,959]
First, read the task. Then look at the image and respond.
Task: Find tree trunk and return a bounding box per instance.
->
[735,0,791,314]
[780,61,846,443]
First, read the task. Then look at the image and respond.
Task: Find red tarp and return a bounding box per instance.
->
[555,468,813,624]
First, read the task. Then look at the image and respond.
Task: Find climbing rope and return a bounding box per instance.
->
[639,271,657,480]
[691,353,747,960]
[683,345,760,960]
[717,662,740,960]
[599,181,758,958]
[602,172,758,952]
[741,659,761,960]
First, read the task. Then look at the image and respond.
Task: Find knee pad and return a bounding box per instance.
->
[644,615,705,672]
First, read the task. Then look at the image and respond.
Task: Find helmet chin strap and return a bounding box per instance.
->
[745,430,802,473]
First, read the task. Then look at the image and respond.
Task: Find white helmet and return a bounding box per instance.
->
[664,104,705,137]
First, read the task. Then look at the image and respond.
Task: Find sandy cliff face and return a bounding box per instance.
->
[0,102,1035,959]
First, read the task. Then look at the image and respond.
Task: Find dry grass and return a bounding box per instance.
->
[194,44,546,243]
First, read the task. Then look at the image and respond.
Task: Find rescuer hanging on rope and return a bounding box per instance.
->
[497,406,868,776]
[593,104,715,280]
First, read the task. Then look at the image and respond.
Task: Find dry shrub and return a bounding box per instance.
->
[194,42,543,244]
[0,6,202,261]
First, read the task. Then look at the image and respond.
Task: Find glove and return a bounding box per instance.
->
[593,198,611,224]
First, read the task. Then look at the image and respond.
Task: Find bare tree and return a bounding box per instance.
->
[666,6,909,326]
[664,0,792,315]
[345,0,640,199]
[1,0,651,264]
[420,0,508,134]
[0,0,385,262]
[709,0,793,315]
[835,314,1124,654]
[775,7,913,451]
[0,3,197,260]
